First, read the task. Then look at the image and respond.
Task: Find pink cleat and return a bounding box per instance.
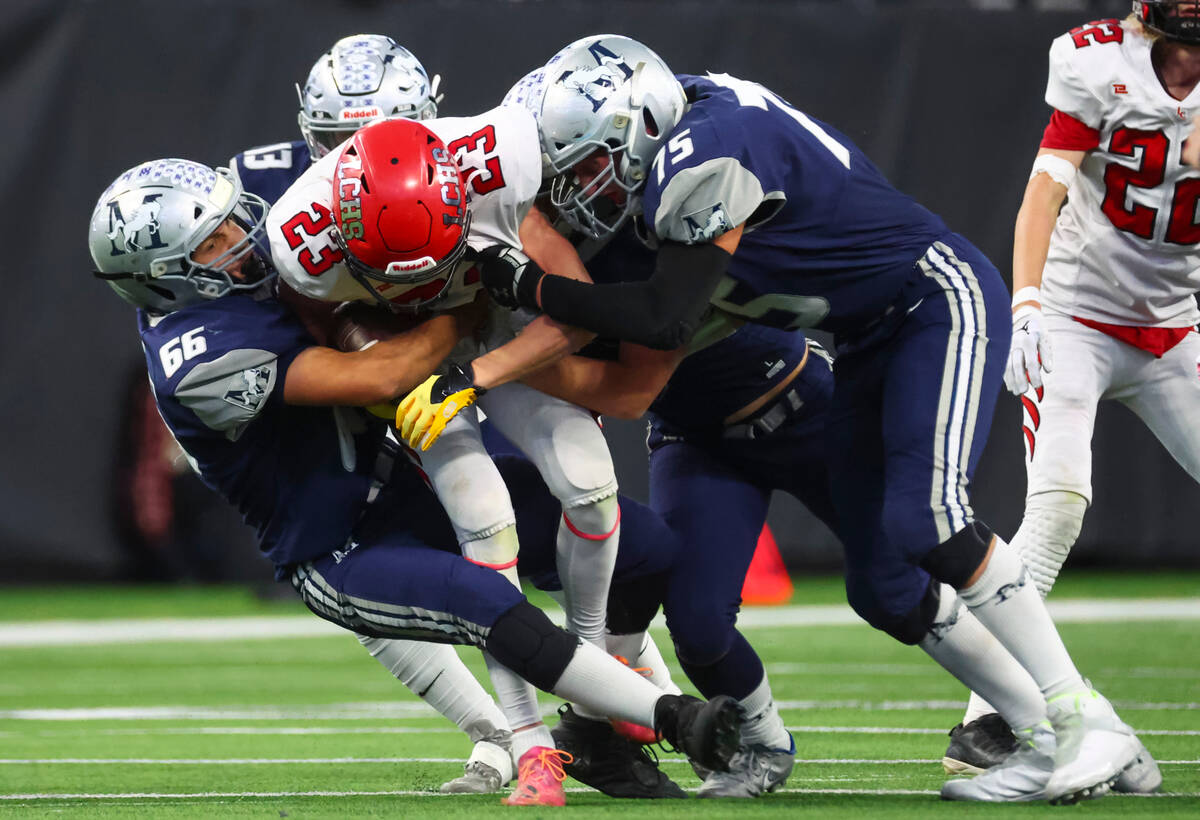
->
[609,655,662,745]
[501,746,573,807]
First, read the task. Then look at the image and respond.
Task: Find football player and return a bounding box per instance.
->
[230,34,441,204]
[235,36,688,801]
[87,157,743,806]
[228,35,519,795]
[464,35,1148,803]
[945,4,1200,791]
[265,110,649,802]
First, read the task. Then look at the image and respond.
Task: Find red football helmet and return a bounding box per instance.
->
[331,118,471,310]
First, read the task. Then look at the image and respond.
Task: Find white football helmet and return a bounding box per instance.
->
[297,34,441,159]
[89,159,272,314]
[534,35,686,239]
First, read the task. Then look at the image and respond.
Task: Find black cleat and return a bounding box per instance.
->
[942,713,1020,776]
[654,694,742,774]
[551,705,686,799]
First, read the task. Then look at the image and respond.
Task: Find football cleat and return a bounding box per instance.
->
[1111,736,1163,794]
[942,713,1020,775]
[441,735,513,794]
[941,722,1055,802]
[697,735,796,798]
[653,694,742,775]
[501,746,573,807]
[441,760,505,794]
[1046,689,1141,805]
[551,704,685,799]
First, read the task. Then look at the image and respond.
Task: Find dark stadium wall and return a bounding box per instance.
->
[2,0,1193,580]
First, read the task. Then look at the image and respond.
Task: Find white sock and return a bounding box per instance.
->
[550,640,662,727]
[959,495,1086,722]
[957,537,1086,700]
[918,584,1047,732]
[962,691,997,725]
[1013,491,1086,597]
[483,650,547,741]
[512,723,557,760]
[738,673,792,750]
[356,635,509,738]
[556,496,620,648]
[630,632,682,695]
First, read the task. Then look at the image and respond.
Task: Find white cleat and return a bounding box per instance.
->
[1112,735,1163,794]
[1045,689,1140,805]
[940,722,1055,802]
[697,736,795,798]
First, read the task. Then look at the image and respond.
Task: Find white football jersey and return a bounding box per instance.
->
[1042,19,1200,327]
[267,106,543,312]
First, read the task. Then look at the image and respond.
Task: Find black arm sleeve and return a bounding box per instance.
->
[537,241,732,350]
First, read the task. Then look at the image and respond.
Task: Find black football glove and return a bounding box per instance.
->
[479,245,544,310]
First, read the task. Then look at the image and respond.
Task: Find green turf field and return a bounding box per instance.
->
[1,573,1196,817]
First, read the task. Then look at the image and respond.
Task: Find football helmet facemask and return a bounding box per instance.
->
[330,118,472,312]
[535,35,686,240]
[1136,1,1200,44]
[89,159,272,314]
[297,34,442,159]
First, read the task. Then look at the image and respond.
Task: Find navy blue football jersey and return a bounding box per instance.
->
[584,225,812,432]
[641,73,950,336]
[229,140,311,205]
[139,290,387,572]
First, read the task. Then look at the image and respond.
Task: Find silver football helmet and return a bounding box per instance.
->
[297,34,441,159]
[534,35,686,239]
[89,159,272,314]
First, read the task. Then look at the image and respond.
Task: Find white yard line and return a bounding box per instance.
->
[3,787,1198,801]
[1,756,1195,765]
[3,698,1195,721]
[5,724,1197,738]
[2,598,1198,647]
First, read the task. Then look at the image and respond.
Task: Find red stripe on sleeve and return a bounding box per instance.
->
[1040,109,1101,151]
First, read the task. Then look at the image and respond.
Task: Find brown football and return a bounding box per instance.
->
[332,302,420,352]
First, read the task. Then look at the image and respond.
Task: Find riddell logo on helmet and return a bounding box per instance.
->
[339,106,383,122]
[336,152,365,239]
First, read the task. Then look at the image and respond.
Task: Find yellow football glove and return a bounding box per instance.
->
[396,365,484,451]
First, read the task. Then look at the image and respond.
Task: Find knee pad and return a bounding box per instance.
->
[532,417,619,507]
[462,524,520,571]
[485,600,579,692]
[561,494,620,539]
[606,572,666,636]
[919,520,993,589]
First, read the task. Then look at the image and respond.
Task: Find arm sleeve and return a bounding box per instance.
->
[537,241,731,350]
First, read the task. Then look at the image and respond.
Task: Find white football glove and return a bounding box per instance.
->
[1005,304,1054,395]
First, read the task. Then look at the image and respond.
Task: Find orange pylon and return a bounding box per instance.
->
[741,524,794,605]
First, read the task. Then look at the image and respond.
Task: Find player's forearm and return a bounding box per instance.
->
[1013,152,1079,308]
[535,242,731,350]
[1012,175,1069,306]
[470,315,595,391]
[519,207,593,283]
[520,356,654,419]
[284,313,463,406]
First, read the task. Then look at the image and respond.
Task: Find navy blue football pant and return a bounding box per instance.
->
[648,353,836,699]
[825,238,1010,634]
[290,454,679,647]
